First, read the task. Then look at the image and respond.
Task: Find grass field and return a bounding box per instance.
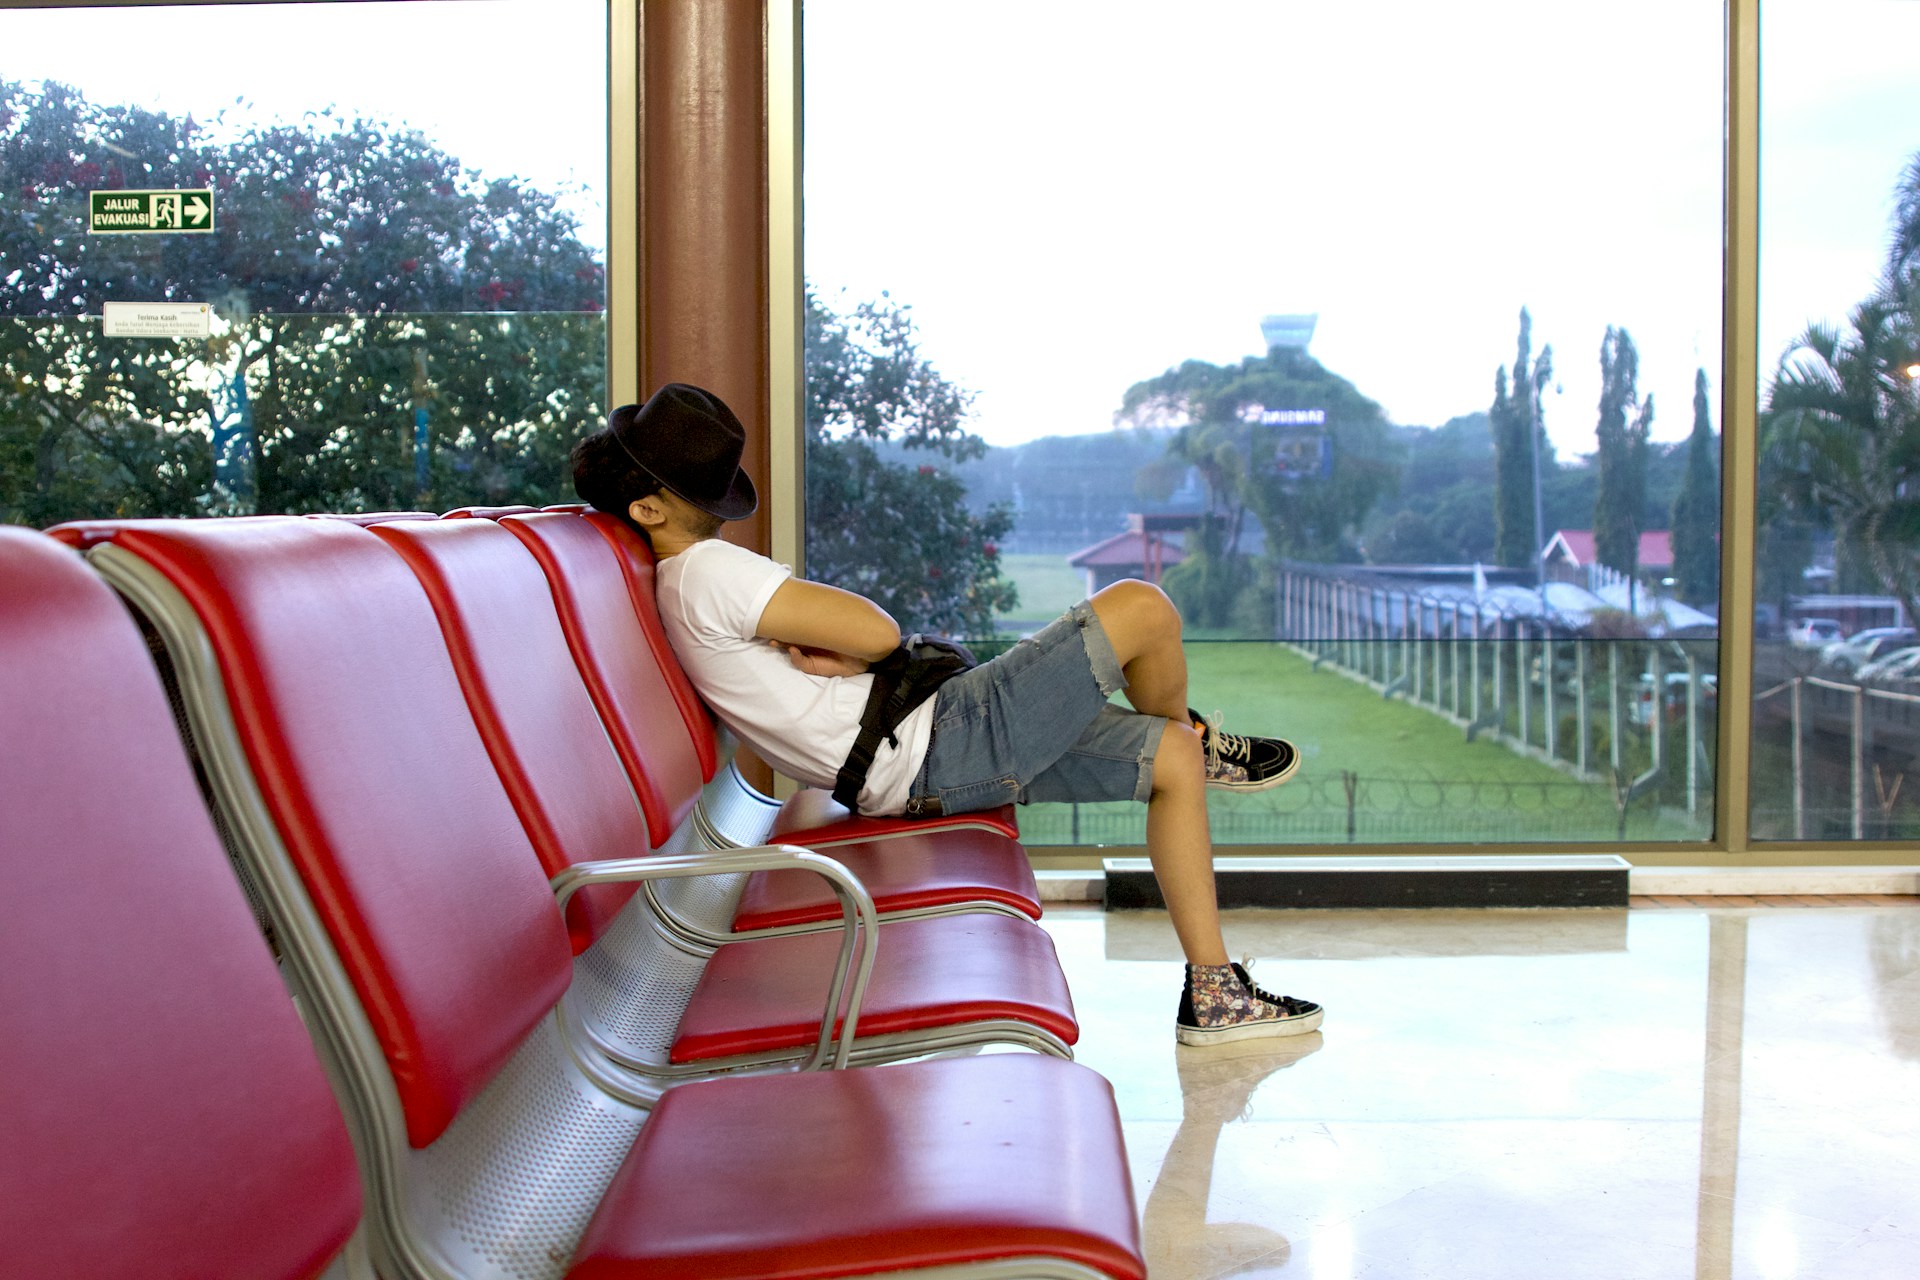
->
[1018,642,1714,847]
[994,553,1087,628]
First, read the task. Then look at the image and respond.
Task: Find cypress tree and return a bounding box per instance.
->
[1670,368,1720,605]
[1490,365,1521,565]
[1491,309,1552,569]
[1593,327,1652,587]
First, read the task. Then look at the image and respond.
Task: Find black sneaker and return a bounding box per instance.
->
[1192,709,1299,791]
[1176,960,1324,1045]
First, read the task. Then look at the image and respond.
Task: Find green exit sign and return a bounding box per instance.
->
[88,189,215,235]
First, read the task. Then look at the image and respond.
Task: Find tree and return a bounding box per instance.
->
[1669,368,1720,605]
[1891,151,1920,289]
[803,289,1017,638]
[1360,413,1498,564]
[1119,347,1399,565]
[1761,287,1920,623]
[1759,150,1920,624]
[1,79,606,525]
[1118,348,1398,629]
[1592,326,1653,584]
[1490,308,1553,569]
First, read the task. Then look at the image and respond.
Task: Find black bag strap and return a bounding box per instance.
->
[831,635,976,811]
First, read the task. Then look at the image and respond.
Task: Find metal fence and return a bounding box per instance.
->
[1275,566,1717,804]
[1752,671,1920,839]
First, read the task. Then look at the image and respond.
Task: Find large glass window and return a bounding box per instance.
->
[0,1,608,524]
[802,2,1726,845]
[1751,0,1920,841]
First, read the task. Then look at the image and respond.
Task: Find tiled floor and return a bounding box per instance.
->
[1039,899,1920,1279]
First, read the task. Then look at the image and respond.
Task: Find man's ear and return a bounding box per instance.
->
[627,493,669,529]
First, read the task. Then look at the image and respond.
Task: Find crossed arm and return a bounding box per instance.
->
[754,577,902,678]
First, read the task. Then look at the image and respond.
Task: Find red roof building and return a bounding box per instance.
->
[1067,520,1188,595]
[1543,529,1673,581]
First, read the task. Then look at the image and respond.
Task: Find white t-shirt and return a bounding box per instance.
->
[654,538,935,815]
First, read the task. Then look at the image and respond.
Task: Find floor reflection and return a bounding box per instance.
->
[1142,1036,1321,1277]
[1696,915,1745,1280]
[1040,902,1920,1280]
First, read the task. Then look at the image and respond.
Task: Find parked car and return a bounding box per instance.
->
[1789,617,1845,649]
[1852,645,1920,686]
[1820,628,1918,676]
[1632,671,1719,726]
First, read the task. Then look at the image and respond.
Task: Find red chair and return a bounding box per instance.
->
[65,517,1145,1280]
[0,527,366,1280]
[369,516,1077,1072]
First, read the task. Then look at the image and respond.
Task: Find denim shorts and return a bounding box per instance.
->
[906,599,1166,814]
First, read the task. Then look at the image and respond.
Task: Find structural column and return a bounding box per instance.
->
[625,0,774,792]
[634,0,772,557]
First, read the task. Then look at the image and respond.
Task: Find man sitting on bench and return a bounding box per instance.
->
[573,383,1323,1046]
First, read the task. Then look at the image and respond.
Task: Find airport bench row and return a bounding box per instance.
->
[0,509,1146,1280]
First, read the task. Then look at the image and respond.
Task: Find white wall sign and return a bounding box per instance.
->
[102,302,212,339]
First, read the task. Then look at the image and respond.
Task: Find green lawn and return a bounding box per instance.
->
[1019,642,1714,847]
[994,552,1087,627]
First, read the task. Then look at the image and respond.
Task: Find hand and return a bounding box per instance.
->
[778,642,869,679]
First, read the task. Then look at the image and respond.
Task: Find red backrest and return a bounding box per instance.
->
[46,514,293,552]
[0,527,361,1280]
[442,504,539,520]
[370,517,648,950]
[579,509,721,781]
[98,518,574,1148]
[307,511,439,525]
[499,513,708,843]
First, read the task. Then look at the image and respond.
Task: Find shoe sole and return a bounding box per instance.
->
[1204,753,1301,792]
[1175,1006,1324,1044]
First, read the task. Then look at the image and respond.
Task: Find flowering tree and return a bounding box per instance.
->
[1,79,605,525]
[803,289,1016,638]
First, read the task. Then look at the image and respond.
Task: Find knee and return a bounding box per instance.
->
[1092,578,1182,645]
[1150,720,1205,795]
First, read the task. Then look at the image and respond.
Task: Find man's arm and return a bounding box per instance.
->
[755,577,901,667]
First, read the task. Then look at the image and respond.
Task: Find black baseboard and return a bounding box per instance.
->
[1102,855,1631,910]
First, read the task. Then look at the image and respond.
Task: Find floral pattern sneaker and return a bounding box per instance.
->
[1177,960,1324,1045]
[1192,710,1300,791]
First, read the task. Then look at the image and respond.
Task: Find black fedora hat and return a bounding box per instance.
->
[608,383,758,521]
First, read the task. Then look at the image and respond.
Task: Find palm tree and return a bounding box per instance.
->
[1890,151,1920,288]
[1761,282,1920,624]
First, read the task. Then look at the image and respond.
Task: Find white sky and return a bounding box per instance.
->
[4,1,1916,458]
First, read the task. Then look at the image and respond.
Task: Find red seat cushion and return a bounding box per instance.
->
[568,1055,1145,1280]
[770,790,1022,843]
[733,825,1036,936]
[671,913,1076,1062]
[732,828,1041,931]
[0,528,361,1280]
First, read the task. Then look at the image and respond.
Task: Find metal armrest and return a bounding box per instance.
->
[551,844,878,1071]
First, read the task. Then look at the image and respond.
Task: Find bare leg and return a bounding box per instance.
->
[1145,720,1229,966]
[1086,581,1228,964]
[1088,579,1191,721]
